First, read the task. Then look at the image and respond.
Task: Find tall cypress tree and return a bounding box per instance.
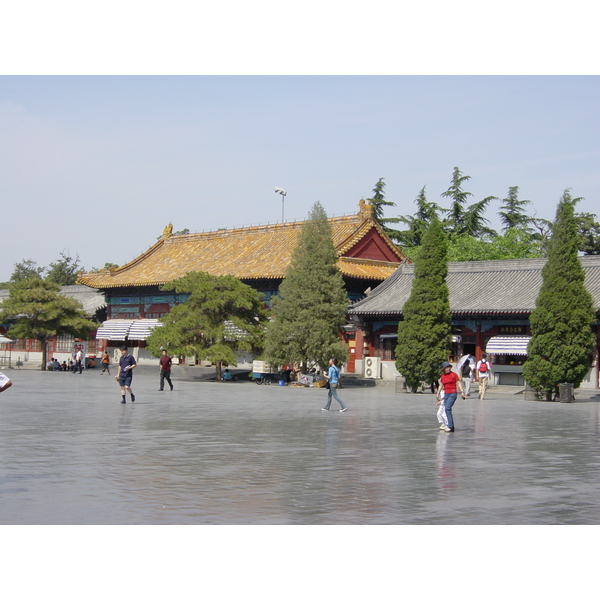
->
[264,201,348,371]
[395,216,452,392]
[522,190,596,400]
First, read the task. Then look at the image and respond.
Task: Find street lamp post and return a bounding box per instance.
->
[274,187,287,223]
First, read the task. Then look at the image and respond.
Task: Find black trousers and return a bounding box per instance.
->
[160,369,173,390]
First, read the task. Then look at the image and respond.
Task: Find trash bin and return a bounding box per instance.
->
[558,383,574,403]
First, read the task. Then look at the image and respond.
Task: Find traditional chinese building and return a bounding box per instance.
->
[79,201,406,369]
[348,256,600,388]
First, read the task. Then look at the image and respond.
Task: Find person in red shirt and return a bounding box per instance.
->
[436,361,466,432]
[159,349,174,391]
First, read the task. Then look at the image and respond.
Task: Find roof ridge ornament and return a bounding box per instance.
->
[358,198,373,218]
[162,223,173,239]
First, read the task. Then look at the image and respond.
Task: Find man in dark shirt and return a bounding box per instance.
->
[117,346,137,404]
[159,349,174,391]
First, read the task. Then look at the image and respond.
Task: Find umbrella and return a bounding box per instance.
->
[457,354,470,372]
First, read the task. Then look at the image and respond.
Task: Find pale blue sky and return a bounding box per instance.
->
[1,75,598,280]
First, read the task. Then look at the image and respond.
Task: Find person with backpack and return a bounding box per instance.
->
[461,359,472,397]
[476,353,492,400]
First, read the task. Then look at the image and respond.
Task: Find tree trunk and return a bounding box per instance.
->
[215,360,222,381]
[40,337,48,371]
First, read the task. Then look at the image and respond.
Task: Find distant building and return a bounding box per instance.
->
[79,201,406,370]
[348,256,600,388]
[0,285,106,369]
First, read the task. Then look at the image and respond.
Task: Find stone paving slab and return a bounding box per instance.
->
[1,367,600,524]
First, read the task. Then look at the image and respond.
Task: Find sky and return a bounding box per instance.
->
[1,75,598,281]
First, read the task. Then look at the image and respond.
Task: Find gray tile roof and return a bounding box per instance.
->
[349,255,600,316]
[0,284,105,317]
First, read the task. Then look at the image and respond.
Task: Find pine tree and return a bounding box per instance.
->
[264,201,348,371]
[0,279,96,370]
[395,216,452,392]
[522,190,596,400]
[146,272,269,380]
[367,177,402,241]
[498,186,532,231]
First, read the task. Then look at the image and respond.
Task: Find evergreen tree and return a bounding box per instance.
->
[396,186,442,247]
[0,279,96,370]
[10,258,45,282]
[522,190,596,400]
[498,186,532,231]
[440,167,496,237]
[367,177,402,241]
[395,216,452,392]
[264,201,348,371]
[45,251,83,285]
[146,271,269,380]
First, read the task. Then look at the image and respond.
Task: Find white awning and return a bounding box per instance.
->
[96,319,135,340]
[128,319,163,340]
[0,335,14,343]
[96,319,163,341]
[486,336,531,356]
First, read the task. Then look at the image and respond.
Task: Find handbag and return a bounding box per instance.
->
[325,381,330,389]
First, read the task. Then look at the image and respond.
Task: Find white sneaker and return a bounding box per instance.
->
[340,407,348,412]
[439,424,446,429]
[321,408,329,411]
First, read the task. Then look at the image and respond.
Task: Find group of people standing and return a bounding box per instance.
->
[437,353,492,432]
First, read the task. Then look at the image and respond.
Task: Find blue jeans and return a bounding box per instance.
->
[324,384,347,410]
[444,393,457,430]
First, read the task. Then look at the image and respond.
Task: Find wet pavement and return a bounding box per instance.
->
[2,367,600,524]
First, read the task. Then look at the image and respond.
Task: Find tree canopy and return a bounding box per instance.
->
[264,201,348,371]
[146,271,269,380]
[0,279,97,370]
[522,191,596,399]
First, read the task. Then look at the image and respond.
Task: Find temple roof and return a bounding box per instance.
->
[79,202,406,290]
[349,255,600,316]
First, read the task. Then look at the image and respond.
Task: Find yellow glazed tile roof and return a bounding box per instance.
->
[79,202,405,289]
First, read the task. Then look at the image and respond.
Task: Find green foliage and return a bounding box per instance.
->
[146,271,269,379]
[445,228,546,261]
[440,167,496,238]
[10,258,45,282]
[499,186,532,231]
[574,212,600,255]
[403,228,546,263]
[367,177,402,241]
[395,217,452,391]
[264,201,349,371]
[396,186,442,247]
[522,190,596,399]
[45,252,82,285]
[0,279,96,370]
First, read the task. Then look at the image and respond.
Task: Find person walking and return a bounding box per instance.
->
[117,346,137,404]
[476,353,492,400]
[100,351,111,375]
[322,358,347,412]
[73,348,83,374]
[158,349,174,391]
[461,359,472,397]
[437,361,466,432]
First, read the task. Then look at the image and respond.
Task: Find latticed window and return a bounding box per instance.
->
[57,335,74,352]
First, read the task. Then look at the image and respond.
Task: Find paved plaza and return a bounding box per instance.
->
[1,366,600,524]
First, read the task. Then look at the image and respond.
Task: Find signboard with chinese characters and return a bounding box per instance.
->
[73,340,87,358]
[498,326,526,335]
